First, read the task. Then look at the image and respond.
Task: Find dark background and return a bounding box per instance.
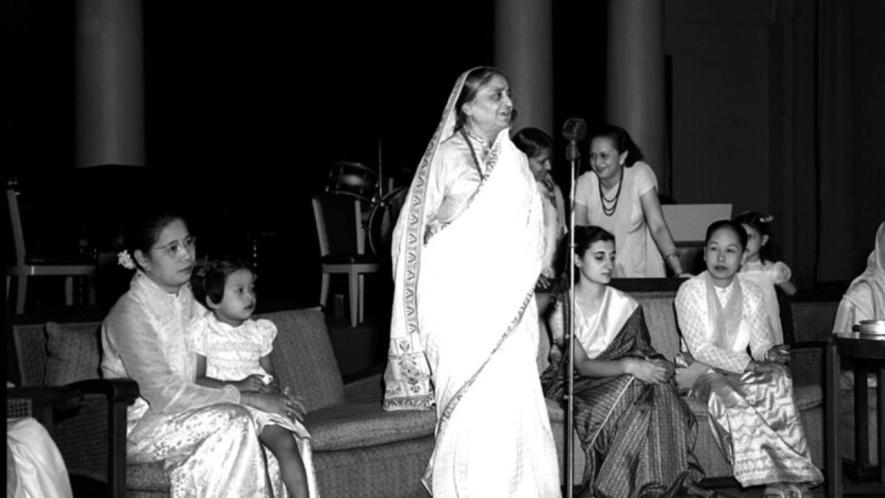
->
[3,1,607,309]
[5,1,885,312]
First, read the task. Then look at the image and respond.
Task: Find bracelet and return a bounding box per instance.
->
[663,249,679,260]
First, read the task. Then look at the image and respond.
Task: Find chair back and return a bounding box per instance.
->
[312,193,367,257]
[785,298,840,343]
[7,178,27,266]
[260,307,346,410]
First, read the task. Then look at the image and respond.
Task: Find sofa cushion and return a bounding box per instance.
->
[44,321,102,387]
[260,308,346,411]
[127,461,169,491]
[306,403,436,451]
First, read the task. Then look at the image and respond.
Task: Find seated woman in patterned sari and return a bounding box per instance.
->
[674,220,823,498]
[541,225,704,497]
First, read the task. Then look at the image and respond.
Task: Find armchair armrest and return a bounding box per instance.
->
[6,378,139,498]
[343,372,384,404]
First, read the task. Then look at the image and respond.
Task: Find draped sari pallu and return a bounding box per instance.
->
[541,303,703,498]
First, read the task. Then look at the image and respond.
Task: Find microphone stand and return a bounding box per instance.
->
[564,138,580,498]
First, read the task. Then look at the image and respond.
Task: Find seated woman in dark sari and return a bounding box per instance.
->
[541,225,704,497]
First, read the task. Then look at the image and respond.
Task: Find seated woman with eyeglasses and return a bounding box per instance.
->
[100,210,309,497]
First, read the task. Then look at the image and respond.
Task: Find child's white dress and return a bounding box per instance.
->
[189,312,319,497]
[738,260,791,344]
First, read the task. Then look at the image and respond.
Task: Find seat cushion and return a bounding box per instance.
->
[127,462,169,491]
[306,403,436,451]
[44,321,102,386]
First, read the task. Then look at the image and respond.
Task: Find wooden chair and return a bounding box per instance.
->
[5,178,97,314]
[311,193,380,327]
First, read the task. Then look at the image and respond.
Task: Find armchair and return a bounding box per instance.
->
[8,318,139,497]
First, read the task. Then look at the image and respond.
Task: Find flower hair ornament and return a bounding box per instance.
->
[759,214,775,223]
[117,250,136,270]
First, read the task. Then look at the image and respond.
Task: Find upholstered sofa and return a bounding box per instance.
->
[8,307,436,498]
[9,286,849,496]
[539,279,829,487]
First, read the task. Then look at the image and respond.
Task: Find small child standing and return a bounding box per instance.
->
[734,212,797,344]
[190,258,317,498]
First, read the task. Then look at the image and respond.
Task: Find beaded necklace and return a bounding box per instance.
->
[598,166,624,216]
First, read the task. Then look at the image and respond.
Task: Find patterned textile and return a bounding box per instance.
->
[690,368,823,487]
[189,313,277,381]
[675,272,823,487]
[189,312,318,496]
[738,260,791,344]
[541,302,704,498]
[383,67,560,497]
[675,273,771,374]
[101,271,288,497]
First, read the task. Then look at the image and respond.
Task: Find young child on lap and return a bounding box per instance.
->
[190,258,317,498]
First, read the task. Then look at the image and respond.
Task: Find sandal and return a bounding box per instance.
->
[785,483,811,498]
[763,484,787,498]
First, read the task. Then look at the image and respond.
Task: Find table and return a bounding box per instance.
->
[826,333,885,497]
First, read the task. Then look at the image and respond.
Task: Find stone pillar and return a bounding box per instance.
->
[75,0,145,167]
[606,0,669,193]
[494,0,554,136]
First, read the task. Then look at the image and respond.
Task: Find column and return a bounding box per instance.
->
[606,0,669,194]
[75,0,145,167]
[494,0,554,136]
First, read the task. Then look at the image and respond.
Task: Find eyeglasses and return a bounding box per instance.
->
[151,235,196,258]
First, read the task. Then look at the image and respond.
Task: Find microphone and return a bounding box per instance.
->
[562,117,587,142]
[562,117,587,161]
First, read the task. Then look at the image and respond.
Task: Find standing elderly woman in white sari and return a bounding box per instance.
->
[382,66,561,497]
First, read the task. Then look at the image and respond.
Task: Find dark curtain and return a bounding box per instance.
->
[772,0,883,286]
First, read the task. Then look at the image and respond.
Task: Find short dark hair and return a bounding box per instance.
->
[513,127,553,159]
[705,219,748,250]
[574,225,615,257]
[191,257,253,307]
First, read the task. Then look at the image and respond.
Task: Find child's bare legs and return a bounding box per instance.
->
[259,425,309,498]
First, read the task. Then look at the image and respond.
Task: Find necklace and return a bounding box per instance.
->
[460,129,486,180]
[598,167,624,216]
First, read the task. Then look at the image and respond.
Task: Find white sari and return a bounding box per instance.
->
[383,68,561,497]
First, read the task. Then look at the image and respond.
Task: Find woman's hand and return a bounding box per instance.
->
[765,344,791,363]
[536,275,553,291]
[625,358,672,384]
[548,342,563,365]
[234,374,268,393]
[753,360,786,374]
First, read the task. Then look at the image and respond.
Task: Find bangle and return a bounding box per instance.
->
[664,249,679,260]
